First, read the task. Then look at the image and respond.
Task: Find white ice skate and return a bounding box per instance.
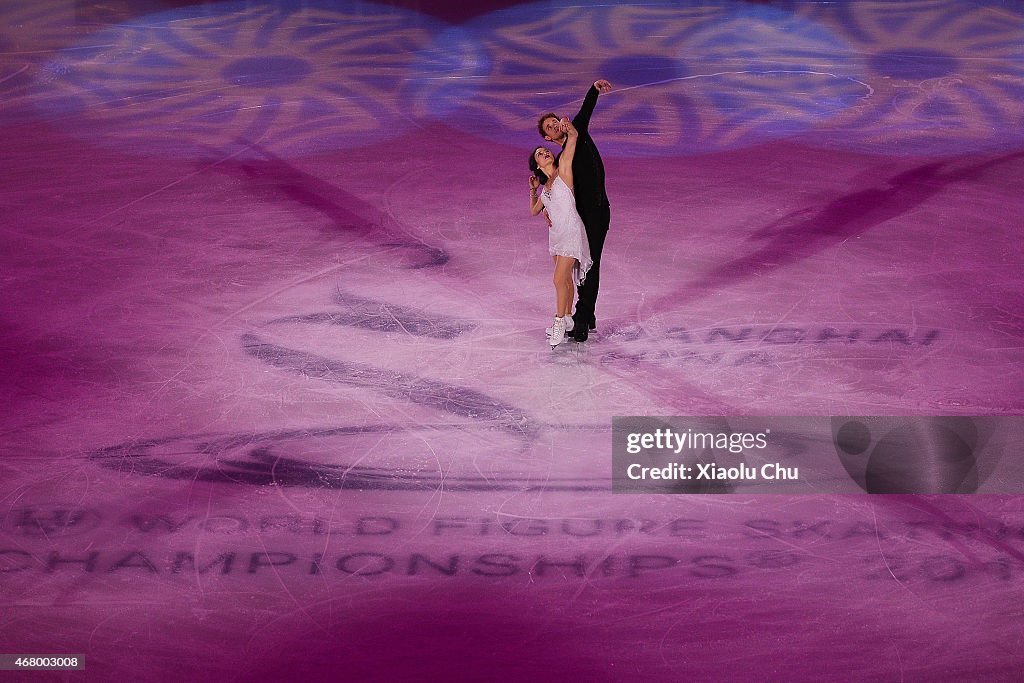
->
[549,316,567,347]
[545,316,573,338]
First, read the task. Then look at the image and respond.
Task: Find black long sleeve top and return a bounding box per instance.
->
[567,85,609,211]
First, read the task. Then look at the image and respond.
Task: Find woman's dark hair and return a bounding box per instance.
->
[529,147,551,183]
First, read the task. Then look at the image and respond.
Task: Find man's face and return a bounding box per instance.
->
[541,116,564,142]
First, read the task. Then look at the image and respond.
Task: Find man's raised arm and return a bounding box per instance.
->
[573,79,612,132]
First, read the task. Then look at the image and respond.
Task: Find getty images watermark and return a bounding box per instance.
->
[612,416,1024,494]
[612,417,798,493]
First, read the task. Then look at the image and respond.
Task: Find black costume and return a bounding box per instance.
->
[563,85,610,341]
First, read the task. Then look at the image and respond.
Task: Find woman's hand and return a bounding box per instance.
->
[560,117,577,138]
[529,175,539,191]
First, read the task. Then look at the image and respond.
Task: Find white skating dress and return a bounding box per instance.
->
[540,176,593,286]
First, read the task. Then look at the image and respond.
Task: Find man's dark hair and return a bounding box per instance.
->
[537,112,559,139]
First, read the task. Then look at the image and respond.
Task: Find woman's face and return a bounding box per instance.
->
[534,147,555,166]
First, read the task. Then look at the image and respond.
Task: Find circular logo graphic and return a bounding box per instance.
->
[830,416,1002,493]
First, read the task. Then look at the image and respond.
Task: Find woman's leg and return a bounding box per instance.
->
[565,258,578,317]
[553,256,576,317]
[564,268,576,317]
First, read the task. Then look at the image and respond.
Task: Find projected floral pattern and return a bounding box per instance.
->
[30,0,481,158]
[438,1,865,156]
[19,0,1024,157]
[0,0,81,57]
[796,0,1024,154]
[0,0,83,117]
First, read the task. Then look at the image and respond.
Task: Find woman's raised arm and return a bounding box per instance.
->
[557,119,578,189]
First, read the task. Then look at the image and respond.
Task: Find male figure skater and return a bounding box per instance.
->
[537,78,612,342]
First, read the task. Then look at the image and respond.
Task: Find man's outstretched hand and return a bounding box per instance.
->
[594,79,612,93]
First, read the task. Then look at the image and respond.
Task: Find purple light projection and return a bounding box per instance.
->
[29,0,484,158]
[1,0,1023,681]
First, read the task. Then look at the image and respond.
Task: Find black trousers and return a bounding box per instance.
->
[573,203,610,327]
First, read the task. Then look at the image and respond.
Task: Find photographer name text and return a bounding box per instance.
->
[626,462,798,482]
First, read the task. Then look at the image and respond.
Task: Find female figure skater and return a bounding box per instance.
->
[528,118,592,347]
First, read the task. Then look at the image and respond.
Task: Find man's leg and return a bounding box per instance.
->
[572,205,610,341]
